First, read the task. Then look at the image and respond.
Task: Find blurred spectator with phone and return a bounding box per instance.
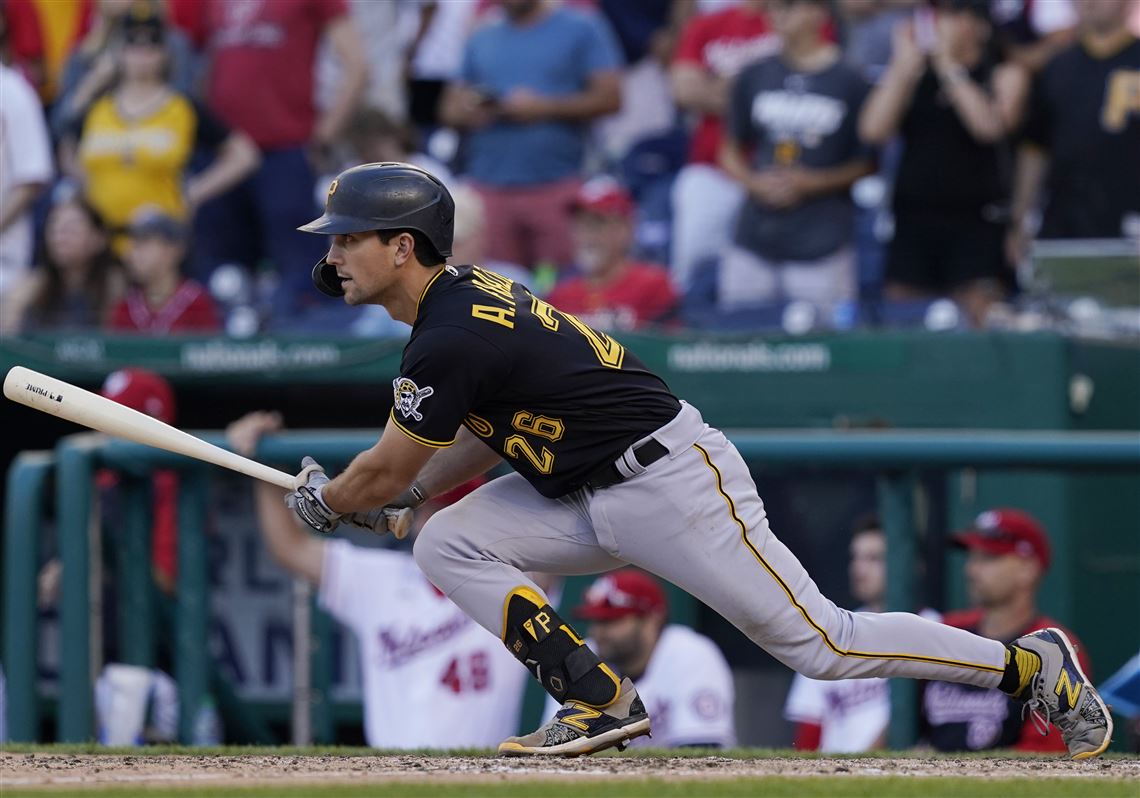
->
[860,0,1028,327]
[439,0,623,271]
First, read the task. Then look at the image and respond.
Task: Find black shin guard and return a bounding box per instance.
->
[502,586,621,708]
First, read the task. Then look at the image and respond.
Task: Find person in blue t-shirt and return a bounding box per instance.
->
[440,0,623,271]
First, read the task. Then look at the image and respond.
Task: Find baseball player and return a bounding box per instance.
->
[286,161,1112,758]
[542,569,735,748]
[228,411,530,749]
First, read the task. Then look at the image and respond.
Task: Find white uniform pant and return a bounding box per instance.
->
[414,403,1006,687]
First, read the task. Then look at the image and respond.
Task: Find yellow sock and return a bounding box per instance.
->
[1007,646,1042,697]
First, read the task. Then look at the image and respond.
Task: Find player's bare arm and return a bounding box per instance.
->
[321,422,438,514]
[401,425,504,503]
[227,411,326,584]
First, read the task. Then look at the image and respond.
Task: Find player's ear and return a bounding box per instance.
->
[395,232,415,265]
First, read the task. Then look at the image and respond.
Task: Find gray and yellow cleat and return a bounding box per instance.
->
[498,677,651,757]
[1014,627,1113,760]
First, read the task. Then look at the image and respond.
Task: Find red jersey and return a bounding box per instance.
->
[546,262,677,331]
[673,6,780,165]
[183,0,347,149]
[108,280,221,334]
[926,609,1092,753]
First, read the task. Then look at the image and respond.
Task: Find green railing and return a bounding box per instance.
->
[4,429,1139,744]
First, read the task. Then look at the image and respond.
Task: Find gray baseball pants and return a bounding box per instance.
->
[414,402,1006,687]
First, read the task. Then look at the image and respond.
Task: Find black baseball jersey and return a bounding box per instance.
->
[1022,37,1140,238]
[391,265,681,498]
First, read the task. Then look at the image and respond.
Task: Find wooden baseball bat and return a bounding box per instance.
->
[3,366,413,536]
[4,365,298,489]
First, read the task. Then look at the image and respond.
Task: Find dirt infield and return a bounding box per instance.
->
[3,752,1136,790]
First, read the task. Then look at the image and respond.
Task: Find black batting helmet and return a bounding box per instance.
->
[298,162,455,297]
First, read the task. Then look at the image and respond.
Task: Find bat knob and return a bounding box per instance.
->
[389,507,414,540]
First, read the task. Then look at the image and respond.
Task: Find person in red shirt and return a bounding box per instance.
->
[922,508,1092,753]
[171,0,367,320]
[668,0,780,290]
[546,177,678,332]
[99,367,180,592]
[107,210,220,334]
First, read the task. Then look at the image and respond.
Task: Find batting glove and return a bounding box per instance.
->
[286,456,342,534]
[343,506,415,540]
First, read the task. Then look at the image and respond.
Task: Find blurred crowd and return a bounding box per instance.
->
[1,0,1138,338]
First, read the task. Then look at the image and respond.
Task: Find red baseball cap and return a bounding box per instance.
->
[100,368,176,424]
[952,508,1051,571]
[570,176,635,218]
[574,569,667,621]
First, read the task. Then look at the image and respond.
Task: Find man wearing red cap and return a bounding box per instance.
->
[546,177,678,332]
[543,569,735,748]
[226,411,530,750]
[922,508,1091,753]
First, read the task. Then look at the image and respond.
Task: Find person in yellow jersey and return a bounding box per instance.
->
[65,2,258,252]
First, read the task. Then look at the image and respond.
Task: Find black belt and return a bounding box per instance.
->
[585,438,669,490]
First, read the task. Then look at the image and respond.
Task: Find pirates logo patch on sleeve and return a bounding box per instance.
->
[393,377,435,422]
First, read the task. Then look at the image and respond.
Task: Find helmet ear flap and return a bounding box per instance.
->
[311,258,346,297]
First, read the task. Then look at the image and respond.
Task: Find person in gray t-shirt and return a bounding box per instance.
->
[719,0,874,318]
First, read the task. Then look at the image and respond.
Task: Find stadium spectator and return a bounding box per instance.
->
[546,177,678,331]
[590,0,693,163]
[921,508,1091,753]
[0,60,52,305]
[1006,0,1140,263]
[225,411,531,750]
[107,210,220,334]
[989,0,1077,74]
[860,0,1028,328]
[52,0,197,138]
[178,0,367,316]
[2,0,91,104]
[838,0,913,83]
[784,513,940,752]
[2,196,123,333]
[316,0,411,125]
[63,3,259,254]
[669,0,780,290]
[406,0,482,132]
[543,569,736,748]
[439,0,623,271]
[835,0,915,312]
[1,0,46,95]
[341,109,453,191]
[719,0,874,319]
[449,184,534,289]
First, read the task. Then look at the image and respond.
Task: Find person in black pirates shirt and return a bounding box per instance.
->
[719,0,875,321]
[285,161,1113,759]
[859,0,1029,327]
[1007,0,1140,260]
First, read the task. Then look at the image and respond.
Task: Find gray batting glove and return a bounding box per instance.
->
[343,506,414,540]
[286,456,342,534]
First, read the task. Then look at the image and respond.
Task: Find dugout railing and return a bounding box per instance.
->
[5,429,1139,746]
